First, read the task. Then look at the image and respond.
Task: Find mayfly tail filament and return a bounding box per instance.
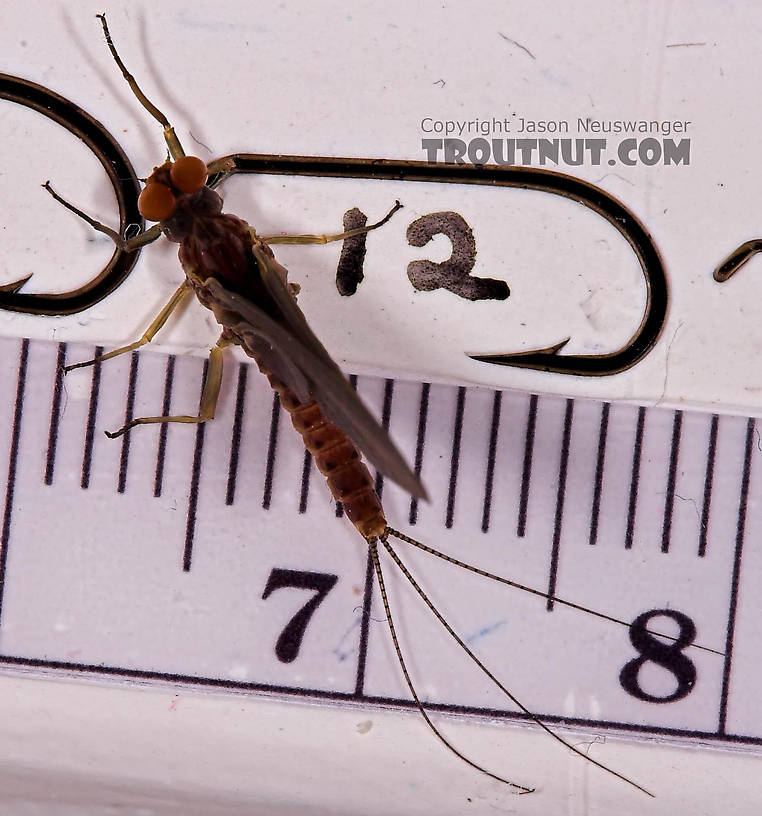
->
[368,537,533,794]
[384,527,721,656]
[379,527,655,797]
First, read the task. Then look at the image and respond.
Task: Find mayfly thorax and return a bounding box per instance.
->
[17,13,677,798]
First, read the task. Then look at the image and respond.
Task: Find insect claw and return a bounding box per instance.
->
[63,358,98,374]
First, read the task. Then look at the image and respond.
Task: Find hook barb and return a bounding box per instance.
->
[468,338,571,371]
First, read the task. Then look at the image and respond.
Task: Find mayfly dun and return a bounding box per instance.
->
[35,13,660,797]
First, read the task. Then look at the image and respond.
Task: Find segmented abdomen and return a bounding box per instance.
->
[255,359,387,540]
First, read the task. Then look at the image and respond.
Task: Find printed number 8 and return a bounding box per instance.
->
[619,608,697,703]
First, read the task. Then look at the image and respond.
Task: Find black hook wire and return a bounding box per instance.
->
[714,240,762,283]
[0,76,667,375]
[0,73,143,314]
[207,154,668,376]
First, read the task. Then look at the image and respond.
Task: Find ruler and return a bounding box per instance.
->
[0,332,760,788]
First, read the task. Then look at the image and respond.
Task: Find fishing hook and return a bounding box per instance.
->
[0,76,667,375]
[207,154,668,376]
[0,73,143,314]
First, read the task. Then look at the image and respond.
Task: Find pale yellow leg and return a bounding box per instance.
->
[105,336,229,439]
[43,181,163,251]
[261,200,402,245]
[64,282,192,372]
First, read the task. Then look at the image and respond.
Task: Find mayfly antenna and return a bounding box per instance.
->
[96,13,186,160]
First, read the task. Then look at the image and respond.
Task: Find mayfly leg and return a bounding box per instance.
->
[42,181,163,252]
[46,160,228,436]
[63,282,192,373]
[41,180,190,377]
[260,201,403,245]
[104,335,230,439]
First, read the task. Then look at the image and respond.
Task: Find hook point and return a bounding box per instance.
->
[0,274,33,295]
[467,337,571,371]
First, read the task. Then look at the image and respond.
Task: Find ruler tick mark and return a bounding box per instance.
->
[0,339,29,625]
[44,343,67,487]
[625,406,647,549]
[661,410,683,553]
[698,414,719,557]
[481,390,503,533]
[80,346,103,490]
[183,361,209,572]
[298,449,313,513]
[547,399,574,612]
[117,352,140,494]
[336,374,359,518]
[517,394,539,538]
[445,387,466,529]
[262,392,281,511]
[718,417,755,734]
[225,362,249,506]
[354,548,376,699]
[408,382,430,526]
[589,402,610,546]
[374,379,395,500]
[153,355,175,498]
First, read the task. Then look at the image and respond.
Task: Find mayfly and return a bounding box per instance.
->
[41,13,655,797]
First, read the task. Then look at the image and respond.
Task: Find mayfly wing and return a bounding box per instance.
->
[247,242,346,405]
[251,243,341,364]
[240,327,313,405]
[250,245,428,500]
[200,276,427,500]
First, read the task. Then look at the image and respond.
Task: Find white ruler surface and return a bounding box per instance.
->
[0,335,760,772]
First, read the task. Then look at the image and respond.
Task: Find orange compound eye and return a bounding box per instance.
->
[138,183,177,221]
[170,156,208,193]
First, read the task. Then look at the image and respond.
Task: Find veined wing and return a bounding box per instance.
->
[251,243,349,377]
[200,276,427,500]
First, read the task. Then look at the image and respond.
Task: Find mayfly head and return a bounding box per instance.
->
[139,156,207,219]
[139,157,222,240]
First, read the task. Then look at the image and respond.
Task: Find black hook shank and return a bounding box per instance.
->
[0,75,667,375]
[209,154,668,376]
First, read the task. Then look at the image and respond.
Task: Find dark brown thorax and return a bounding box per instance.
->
[140,160,275,309]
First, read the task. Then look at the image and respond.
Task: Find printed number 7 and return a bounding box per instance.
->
[262,568,339,663]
